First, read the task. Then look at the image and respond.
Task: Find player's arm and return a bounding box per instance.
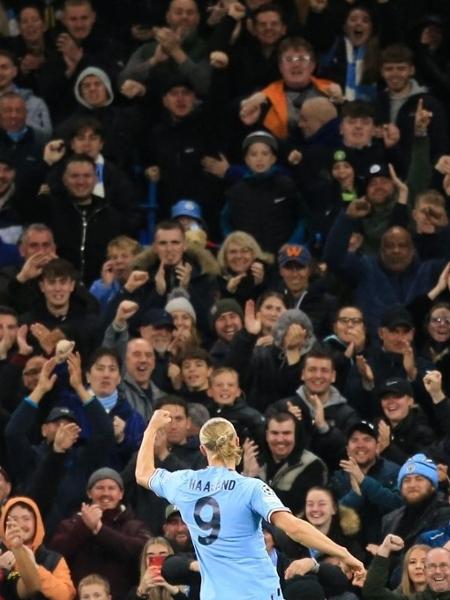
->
[271,511,365,576]
[135,409,172,487]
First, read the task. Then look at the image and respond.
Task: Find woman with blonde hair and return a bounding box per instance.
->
[399,544,429,597]
[363,535,430,600]
[217,231,274,304]
[136,411,365,600]
[128,537,187,600]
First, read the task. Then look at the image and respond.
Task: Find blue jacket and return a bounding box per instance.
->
[331,457,402,544]
[324,211,448,335]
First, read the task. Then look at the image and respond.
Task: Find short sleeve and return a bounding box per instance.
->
[249,479,290,521]
[149,468,193,504]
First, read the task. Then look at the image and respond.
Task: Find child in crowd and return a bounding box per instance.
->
[78,574,111,600]
[169,347,212,405]
[89,236,141,309]
[221,130,307,254]
[206,367,265,445]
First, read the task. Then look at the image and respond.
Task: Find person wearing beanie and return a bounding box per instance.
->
[208,298,243,365]
[222,303,316,412]
[165,289,197,323]
[221,127,308,254]
[165,288,201,359]
[86,467,124,491]
[50,465,150,600]
[381,453,450,555]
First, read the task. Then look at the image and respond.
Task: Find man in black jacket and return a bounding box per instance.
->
[32,154,123,284]
[375,43,448,164]
[381,453,450,553]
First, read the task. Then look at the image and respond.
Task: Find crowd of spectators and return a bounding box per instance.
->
[1,0,450,598]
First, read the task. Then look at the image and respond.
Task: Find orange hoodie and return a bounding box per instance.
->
[262,77,337,139]
[1,496,75,600]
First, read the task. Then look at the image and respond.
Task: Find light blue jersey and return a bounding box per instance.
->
[150,466,289,600]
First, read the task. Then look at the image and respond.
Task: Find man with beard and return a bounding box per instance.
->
[119,0,209,96]
[381,454,450,554]
[163,505,194,553]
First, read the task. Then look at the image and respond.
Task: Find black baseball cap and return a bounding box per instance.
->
[45,406,78,424]
[347,420,377,440]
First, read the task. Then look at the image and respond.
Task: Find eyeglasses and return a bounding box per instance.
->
[337,317,364,325]
[281,55,312,64]
[430,317,450,326]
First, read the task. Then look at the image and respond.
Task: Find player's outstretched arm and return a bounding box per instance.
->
[135,409,172,487]
[271,511,365,578]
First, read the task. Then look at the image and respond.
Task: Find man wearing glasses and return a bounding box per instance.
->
[240,36,339,138]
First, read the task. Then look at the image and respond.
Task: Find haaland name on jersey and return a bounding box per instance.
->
[188,477,236,492]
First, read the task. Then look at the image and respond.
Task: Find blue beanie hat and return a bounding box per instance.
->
[397,453,438,489]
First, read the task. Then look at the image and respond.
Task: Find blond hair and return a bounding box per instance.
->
[107,235,141,256]
[199,417,242,465]
[78,574,111,596]
[217,231,274,270]
[400,544,430,597]
[414,190,446,210]
[139,537,175,600]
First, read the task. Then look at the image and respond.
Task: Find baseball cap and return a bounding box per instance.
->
[171,200,203,222]
[347,420,377,440]
[165,504,181,521]
[161,75,195,96]
[278,244,312,268]
[378,377,414,399]
[45,406,78,424]
[380,306,414,330]
[367,163,390,181]
[139,308,175,329]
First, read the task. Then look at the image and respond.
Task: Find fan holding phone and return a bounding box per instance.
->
[134,537,187,600]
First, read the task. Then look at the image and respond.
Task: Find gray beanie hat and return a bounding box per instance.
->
[75,67,114,108]
[87,467,124,490]
[272,309,316,351]
[165,288,197,322]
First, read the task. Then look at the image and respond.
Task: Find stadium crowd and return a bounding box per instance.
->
[0,0,450,598]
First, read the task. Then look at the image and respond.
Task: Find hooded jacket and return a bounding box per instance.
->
[0,497,75,600]
[279,384,360,470]
[104,243,219,340]
[74,67,113,108]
